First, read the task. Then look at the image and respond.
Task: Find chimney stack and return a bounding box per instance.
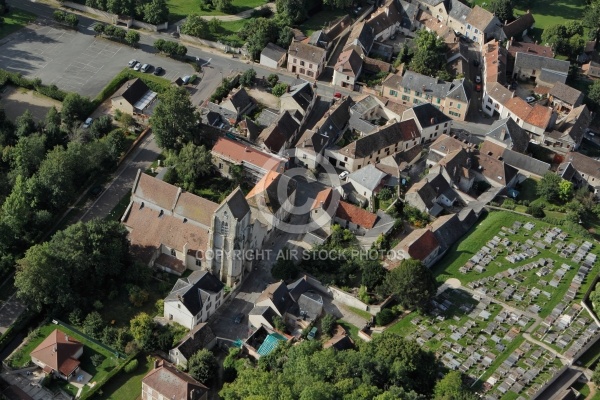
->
[500,128,507,141]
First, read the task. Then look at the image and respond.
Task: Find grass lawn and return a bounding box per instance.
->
[300,9,348,36]
[213,19,248,47]
[336,320,360,342]
[95,354,154,400]
[342,305,372,320]
[515,178,537,203]
[167,0,266,21]
[0,9,36,40]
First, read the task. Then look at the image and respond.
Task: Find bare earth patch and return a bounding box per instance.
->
[247,87,280,109]
[0,85,62,122]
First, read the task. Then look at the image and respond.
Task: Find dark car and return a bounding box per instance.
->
[153,66,164,76]
[234,313,244,324]
[472,59,480,67]
[475,83,482,92]
[90,185,103,198]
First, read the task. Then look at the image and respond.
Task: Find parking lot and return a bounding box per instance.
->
[0,23,194,98]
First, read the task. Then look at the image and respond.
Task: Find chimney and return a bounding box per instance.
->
[500,128,507,141]
[65,334,69,342]
[154,359,159,369]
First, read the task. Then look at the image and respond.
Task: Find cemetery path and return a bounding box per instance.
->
[458,284,542,322]
[522,332,569,363]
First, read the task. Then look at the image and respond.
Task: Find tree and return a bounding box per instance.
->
[91,354,104,367]
[593,363,600,387]
[383,259,437,311]
[487,0,514,23]
[360,259,387,290]
[130,312,155,350]
[409,30,447,77]
[153,38,166,52]
[273,315,286,332]
[320,314,336,336]
[239,17,280,59]
[94,23,105,34]
[276,0,307,24]
[434,371,477,399]
[208,17,221,34]
[277,26,294,48]
[239,68,256,87]
[7,133,47,181]
[15,110,37,138]
[558,180,574,203]
[188,349,218,384]
[267,73,279,87]
[90,115,113,139]
[180,14,210,39]
[322,0,352,10]
[61,93,92,128]
[83,311,104,338]
[271,255,298,281]
[166,144,212,192]
[119,113,136,130]
[143,0,169,24]
[537,172,562,201]
[588,79,600,111]
[125,30,140,46]
[150,86,199,151]
[213,0,232,12]
[375,309,395,326]
[583,0,600,41]
[272,82,289,97]
[104,129,127,161]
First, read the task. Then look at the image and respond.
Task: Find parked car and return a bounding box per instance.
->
[307,327,318,340]
[153,66,164,76]
[475,83,482,92]
[234,313,244,324]
[334,92,342,98]
[339,171,349,180]
[82,117,93,129]
[133,62,142,71]
[475,75,481,83]
[128,59,137,68]
[141,63,151,73]
[90,185,103,198]
[473,59,480,67]
[525,96,536,103]
[182,75,191,84]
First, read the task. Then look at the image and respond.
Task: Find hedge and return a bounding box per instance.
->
[79,351,139,400]
[93,68,171,107]
[0,310,37,355]
[0,69,67,101]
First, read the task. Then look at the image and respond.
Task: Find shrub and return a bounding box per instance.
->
[124,359,139,373]
[375,308,395,326]
[527,203,545,218]
[320,314,337,336]
[91,354,104,367]
[272,83,289,97]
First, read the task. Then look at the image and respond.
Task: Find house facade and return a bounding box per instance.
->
[169,323,217,368]
[31,330,83,381]
[260,43,287,69]
[164,270,225,329]
[402,104,452,142]
[142,361,208,400]
[287,42,327,79]
[332,48,363,89]
[465,6,503,46]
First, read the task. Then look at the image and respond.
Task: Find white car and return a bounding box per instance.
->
[339,171,349,180]
[475,75,481,83]
[141,63,151,73]
[82,117,93,129]
[128,59,137,68]
[133,62,142,71]
[525,96,536,103]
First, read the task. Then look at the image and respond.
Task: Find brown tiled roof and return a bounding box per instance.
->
[507,41,554,58]
[429,134,470,155]
[287,42,326,65]
[339,119,420,159]
[549,82,584,106]
[484,40,507,84]
[525,104,552,129]
[480,138,509,158]
[363,57,392,74]
[367,0,403,36]
[466,5,496,32]
[143,362,208,400]
[335,48,363,77]
[173,192,218,229]
[30,330,82,376]
[335,201,377,229]
[562,151,600,180]
[502,11,534,39]
[384,99,409,116]
[155,253,186,274]
[418,11,457,43]
[212,137,284,170]
[133,172,180,211]
[474,154,518,184]
[395,228,440,263]
[504,97,532,121]
[257,111,300,153]
[123,203,210,265]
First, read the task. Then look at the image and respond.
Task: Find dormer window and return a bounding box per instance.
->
[171,248,176,256]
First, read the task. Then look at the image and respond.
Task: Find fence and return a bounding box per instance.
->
[62,1,167,31]
[132,19,168,32]
[52,319,125,359]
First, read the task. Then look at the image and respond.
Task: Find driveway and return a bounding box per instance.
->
[0,24,193,98]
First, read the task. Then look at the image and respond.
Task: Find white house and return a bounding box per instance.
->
[260,43,287,69]
[402,103,452,143]
[164,270,225,329]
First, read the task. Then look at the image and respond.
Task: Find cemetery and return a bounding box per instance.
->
[391,212,600,399]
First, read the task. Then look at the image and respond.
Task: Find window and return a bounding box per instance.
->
[449,101,453,106]
[449,111,460,117]
[401,95,410,101]
[195,259,201,266]
[403,87,410,93]
[177,304,180,309]
[474,28,478,34]
[344,157,348,161]
[171,248,176,256]
[221,221,229,234]
[425,94,432,100]
[457,104,461,109]
[169,314,173,320]
[436,125,439,130]
[309,64,313,68]
[415,91,422,97]
[436,98,441,104]
[302,154,307,159]
[444,123,448,127]
[413,98,421,104]
[300,60,305,66]
[467,24,471,30]
[390,89,398,96]
[216,292,221,300]
[346,76,349,80]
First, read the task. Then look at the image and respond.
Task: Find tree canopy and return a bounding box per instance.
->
[188,349,218,384]
[487,0,514,23]
[220,333,438,399]
[409,30,448,77]
[150,86,199,151]
[383,259,437,311]
[536,173,563,202]
[165,143,213,191]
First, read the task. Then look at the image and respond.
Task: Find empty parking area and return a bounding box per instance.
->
[0,24,193,98]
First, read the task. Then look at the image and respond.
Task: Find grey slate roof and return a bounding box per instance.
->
[261,43,286,61]
[349,113,378,134]
[223,187,251,220]
[308,30,331,49]
[346,21,375,53]
[287,277,311,302]
[113,78,150,106]
[501,148,550,177]
[399,71,450,99]
[405,103,452,128]
[448,0,470,22]
[539,69,568,85]
[256,108,280,128]
[546,104,591,145]
[348,164,389,192]
[227,88,253,113]
[257,281,294,315]
[514,53,570,75]
[298,292,323,320]
[281,82,314,114]
[257,110,300,152]
[446,78,471,103]
[399,0,419,30]
[249,305,279,327]
[486,117,529,153]
[172,323,216,359]
[340,119,420,159]
[549,82,584,107]
[166,271,224,316]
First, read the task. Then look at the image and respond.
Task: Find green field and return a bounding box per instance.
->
[0,9,36,40]
[300,9,348,36]
[167,0,267,21]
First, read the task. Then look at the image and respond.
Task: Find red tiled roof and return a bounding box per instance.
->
[525,104,552,128]
[504,97,532,121]
[143,361,208,400]
[397,229,440,263]
[507,41,554,59]
[311,188,333,210]
[335,201,377,229]
[30,330,82,377]
[212,137,285,171]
